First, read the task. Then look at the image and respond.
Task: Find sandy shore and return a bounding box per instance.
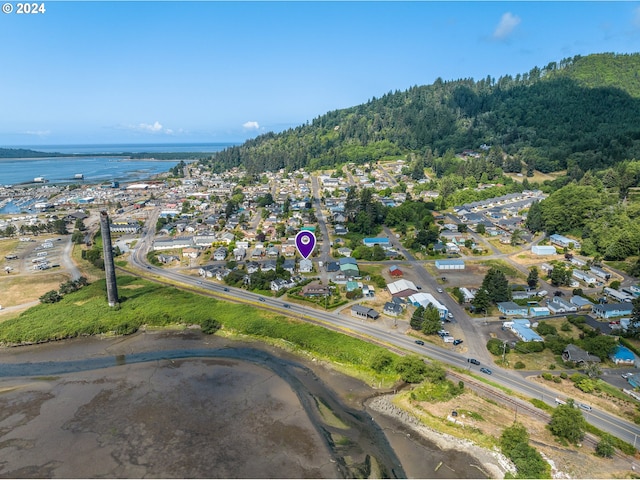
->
[0,330,511,478]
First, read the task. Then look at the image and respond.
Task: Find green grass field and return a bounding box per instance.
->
[0,275,399,385]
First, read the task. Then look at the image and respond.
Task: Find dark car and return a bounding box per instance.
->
[223,287,229,292]
[283,304,291,308]
[480,367,492,375]
[453,339,463,346]
[499,316,507,320]
[259,298,266,302]
[414,340,425,346]
[467,358,480,365]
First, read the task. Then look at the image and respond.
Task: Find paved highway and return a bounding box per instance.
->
[128,208,640,450]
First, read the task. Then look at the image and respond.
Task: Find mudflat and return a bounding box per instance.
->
[0,329,489,478]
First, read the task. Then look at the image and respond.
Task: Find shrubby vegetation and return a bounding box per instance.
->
[500,423,550,479]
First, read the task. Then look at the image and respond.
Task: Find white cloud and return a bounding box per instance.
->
[493,12,521,40]
[633,6,640,28]
[120,121,174,135]
[23,130,51,137]
[243,121,260,130]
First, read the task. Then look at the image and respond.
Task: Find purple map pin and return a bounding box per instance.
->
[295,230,316,259]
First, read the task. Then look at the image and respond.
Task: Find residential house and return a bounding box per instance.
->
[282,259,296,274]
[573,270,597,285]
[549,234,581,250]
[157,254,179,264]
[182,247,200,259]
[592,302,633,319]
[198,265,218,278]
[213,247,228,261]
[459,287,476,303]
[383,302,403,317]
[529,306,550,317]
[362,237,390,247]
[610,345,636,366]
[503,319,543,342]
[408,292,448,319]
[261,260,277,272]
[497,302,529,317]
[301,283,330,297]
[547,297,578,314]
[569,296,593,310]
[270,278,295,292]
[562,344,601,364]
[299,258,313,273]
[246,262,260,274]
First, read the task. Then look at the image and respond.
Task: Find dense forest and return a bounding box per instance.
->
[203,53,640,175]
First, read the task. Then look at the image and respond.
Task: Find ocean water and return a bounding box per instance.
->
[0,143,235,186]
[10,142,237,155]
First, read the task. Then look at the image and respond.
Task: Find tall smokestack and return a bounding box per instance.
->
[100,210,119,307]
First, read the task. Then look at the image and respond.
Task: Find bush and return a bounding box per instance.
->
[200,318,221,334]
[487,338,508,356]
[595,435,615,458]
[549,363,556,370]
[541,372,553,380]
[536,321,557,336]
[553,376,562,383]
[514,361,526,369]
[560,372,568,379]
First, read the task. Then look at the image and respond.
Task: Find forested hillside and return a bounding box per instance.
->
[204,53,640,175]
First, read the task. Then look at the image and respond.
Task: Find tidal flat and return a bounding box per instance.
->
[0,329,491,478]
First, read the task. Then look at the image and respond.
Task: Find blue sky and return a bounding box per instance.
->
[1,1,640,146]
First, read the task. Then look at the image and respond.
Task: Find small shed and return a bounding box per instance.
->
[389,265,403,277]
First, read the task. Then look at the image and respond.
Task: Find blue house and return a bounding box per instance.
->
[610,345,635,366]
[363,237,390,247]
[504,319,543,342]
[497,301,529,317]
[592,302,633,319]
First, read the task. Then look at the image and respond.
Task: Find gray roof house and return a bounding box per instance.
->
[562,344,601,364]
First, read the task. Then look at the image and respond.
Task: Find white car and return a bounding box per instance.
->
[437,288,444,293]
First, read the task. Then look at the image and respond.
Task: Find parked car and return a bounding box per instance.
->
[447,312,453,319]
[467,358,480,365]
[499,316,507,320]
[453,339,463,346]
[480,367,492,375]
[414,340,425,346]
[437,288,444,293]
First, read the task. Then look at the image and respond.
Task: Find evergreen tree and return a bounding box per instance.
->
[525,201,543,233]
[410,306,425,330]
[527,267,539,288]
[471,288,491,313]
[421,305,442,334]
[481,267,512,303]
